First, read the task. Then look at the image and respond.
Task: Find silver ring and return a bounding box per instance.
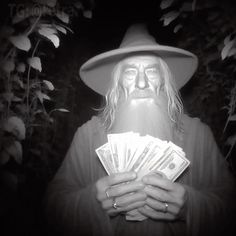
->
[112,199,118,209]
[164,202,168,213]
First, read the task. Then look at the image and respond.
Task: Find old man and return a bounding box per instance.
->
[45,24,236,236]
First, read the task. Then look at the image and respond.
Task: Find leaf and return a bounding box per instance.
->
[5,141,23,164]
[83,10,93,19]
[43,80,54,90]
[55,108,69,112]
[229,114,236,121]
[221,39,235,60]
[1,60,15,73]
[160,11,180,26]
[33,109,43,115]
[13,75,24,88]
[12,96,22,102]
[228,47,236,57]
[226,134,236,147]
[224,35,232,45]
[56,11,69,24]
[38,27,60,47]
[55,25,67,34]
[47,34,60,47]
[9,35,31,51]
[74,1,83,10]
[36,90,51,103]
[38,27,57,37]
[45,0,57,8]
[174,24,183,33]
[3,116,26,140]
[16,63,26,73]
[27,57,42,72]
[59,24,74,33]
[160,0,174,9]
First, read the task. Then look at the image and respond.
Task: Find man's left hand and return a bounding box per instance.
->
[138,172,188,221]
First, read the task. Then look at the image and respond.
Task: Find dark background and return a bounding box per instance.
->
[1,0,236,235]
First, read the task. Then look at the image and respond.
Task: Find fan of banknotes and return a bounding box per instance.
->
[96,132,190,182]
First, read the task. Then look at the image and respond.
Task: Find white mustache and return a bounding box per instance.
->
[129,89,156,99]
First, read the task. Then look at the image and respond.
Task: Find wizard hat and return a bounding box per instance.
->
[79,24,198,96]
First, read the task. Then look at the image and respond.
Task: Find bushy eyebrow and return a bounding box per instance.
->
[122,62,160,69]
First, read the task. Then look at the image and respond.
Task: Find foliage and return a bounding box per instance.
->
[159,0,236,162]
[0,0,92,189]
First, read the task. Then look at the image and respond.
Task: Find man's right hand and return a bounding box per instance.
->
[95,172,147,216]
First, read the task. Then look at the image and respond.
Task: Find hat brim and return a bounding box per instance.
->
[79,45,198,96]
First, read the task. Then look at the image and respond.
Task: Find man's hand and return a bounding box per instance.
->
[138,172,188,221]
[96,172,147,216]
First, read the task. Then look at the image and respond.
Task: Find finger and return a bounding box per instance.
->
[107,201,146,215]
[142,174,174,191]
[116,191,147,207]
[101,191,146,210]
[144,185,174,203]
[107,181,145,198]
[108,172,137,186]
[96,172,137,200]
[145,198,179,215]
[145,197,168,212]
[138,207,176,221]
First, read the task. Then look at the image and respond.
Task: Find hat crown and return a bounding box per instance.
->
[119,24,158,48]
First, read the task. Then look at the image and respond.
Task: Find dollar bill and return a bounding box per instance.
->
[126,135,153,171]
[96,132,191,222]
[153,149,190,182]
[95,143,116,175]
[107,134,120,172]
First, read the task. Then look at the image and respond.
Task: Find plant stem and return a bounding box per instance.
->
[6,73,11,118]
[225,143,235,160]
[4,48,14,62]
[26,13,41,36]
[26,39,40,127]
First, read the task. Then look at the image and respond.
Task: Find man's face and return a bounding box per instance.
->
[113,55,173,139]
[119,55,164,102]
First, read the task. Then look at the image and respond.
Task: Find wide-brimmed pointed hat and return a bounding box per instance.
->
[79,24,198,96]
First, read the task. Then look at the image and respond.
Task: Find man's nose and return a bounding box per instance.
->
[135,71,148,89]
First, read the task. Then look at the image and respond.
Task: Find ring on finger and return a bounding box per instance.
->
[164,202,168,213]
[112,198,118,210]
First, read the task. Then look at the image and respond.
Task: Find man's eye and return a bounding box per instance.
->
[145,68,159,78]
[124,68,137,78]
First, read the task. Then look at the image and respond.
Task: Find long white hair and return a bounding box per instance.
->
[98,56,183,131]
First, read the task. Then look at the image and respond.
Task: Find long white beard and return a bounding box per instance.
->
[110,94,174,142]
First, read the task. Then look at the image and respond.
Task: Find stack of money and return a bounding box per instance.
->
[95,132,190,182]
[95,132,190,221]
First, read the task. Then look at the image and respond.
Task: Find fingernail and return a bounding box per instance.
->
[154,171,164,178]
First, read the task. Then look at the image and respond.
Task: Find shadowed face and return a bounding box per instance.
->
[119,55,164,102]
